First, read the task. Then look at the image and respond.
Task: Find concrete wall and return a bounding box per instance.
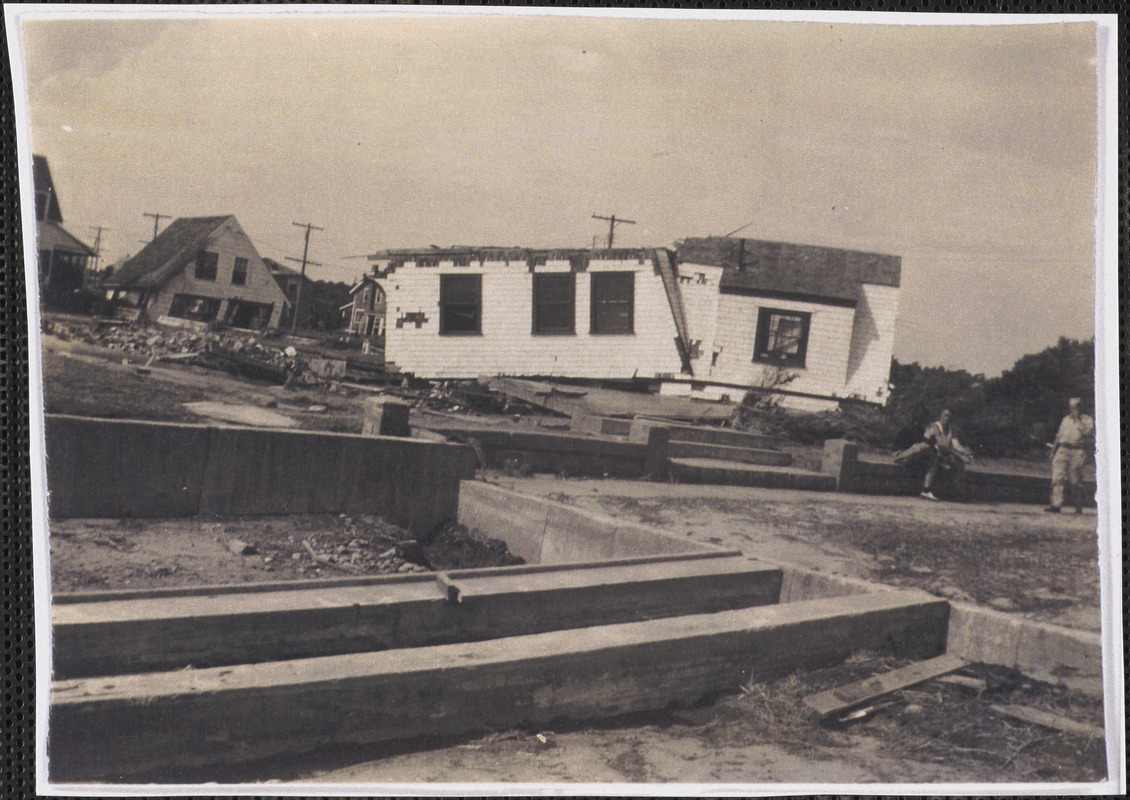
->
[433,428,659,479]
[821,439,1093,505]
[44,415,476,530]
[383,254,684,380]
[456,481,729,565]
[146,218,288,329]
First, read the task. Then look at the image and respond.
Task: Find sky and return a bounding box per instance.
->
[11,9,1107,376]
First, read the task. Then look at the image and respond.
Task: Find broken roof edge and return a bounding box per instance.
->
[102,215,237,290]
[368,246,659,260]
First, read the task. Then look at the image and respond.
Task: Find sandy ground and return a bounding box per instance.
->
[492,476,1103,632]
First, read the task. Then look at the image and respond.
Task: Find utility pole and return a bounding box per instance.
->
[143,212,170,241]
[88,226,107,271]
[592,213,636,249]
[286,221,324,334]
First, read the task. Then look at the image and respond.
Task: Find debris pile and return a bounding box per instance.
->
[42,317,323,385]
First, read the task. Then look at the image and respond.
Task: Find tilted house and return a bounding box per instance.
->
[373,236,900,410]
[33,154,97,307]
[104,216,288,329]
[671,237,901,409]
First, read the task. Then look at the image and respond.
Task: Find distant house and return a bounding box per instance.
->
[372,237,900,410]
[343,274,386,340]
[103,215,288,329]
[33,154,97,307]
[264,258,313,330]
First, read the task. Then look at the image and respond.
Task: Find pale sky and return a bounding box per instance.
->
[12,10,1106,376]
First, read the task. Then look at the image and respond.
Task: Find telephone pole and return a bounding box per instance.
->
[286,221,323,334]
[592,213,636,249]
[88,226,107,271]
[142,212,170,241]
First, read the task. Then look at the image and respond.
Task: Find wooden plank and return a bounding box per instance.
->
[803,653,968,718]
[990,704,1105,739]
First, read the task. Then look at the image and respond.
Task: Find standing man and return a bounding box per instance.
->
[920,409,973,501]
[1046,397,1094,513]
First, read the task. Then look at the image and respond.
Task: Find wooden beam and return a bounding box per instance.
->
[990,704,1105,739]
[803,653,968,718]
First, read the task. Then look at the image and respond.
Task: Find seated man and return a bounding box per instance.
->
[920,409,973,501]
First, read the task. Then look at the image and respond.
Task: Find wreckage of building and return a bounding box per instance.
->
[103,215,289,330]
[371,237,901,411]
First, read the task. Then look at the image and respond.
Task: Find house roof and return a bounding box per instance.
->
[348,274,383,295]
[678,237,901,303]
[32,154,64,223]
[38,220,96,257]
[263,257,299,277]
[103,215,233,289]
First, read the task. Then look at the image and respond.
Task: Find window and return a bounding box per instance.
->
[168,294,222,322]
[439,274,481,335]
[231,257,248,286]
[753,307,811,368]
[532,273,575,334]
[194,251,218,281]
[590,272,634,334]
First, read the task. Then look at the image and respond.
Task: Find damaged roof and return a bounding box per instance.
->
[678,237,901,303]
[103,216,234,289]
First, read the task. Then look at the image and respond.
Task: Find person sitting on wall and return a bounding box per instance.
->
[918,409,973,501]
[1045,397,1095,514]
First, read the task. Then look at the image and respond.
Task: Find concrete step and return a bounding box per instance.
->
[668,441,793,466]
[52,554,779,679]
[49,589,949,781]
[669,458,837,492]
[630,418,779,450]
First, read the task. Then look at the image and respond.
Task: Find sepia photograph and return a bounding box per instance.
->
[5,5,1121,795]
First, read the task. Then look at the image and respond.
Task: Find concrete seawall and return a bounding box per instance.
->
[44,415,477,531]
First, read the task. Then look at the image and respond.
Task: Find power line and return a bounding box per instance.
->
[286,221,324,334]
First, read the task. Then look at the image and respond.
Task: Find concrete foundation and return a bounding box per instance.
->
[49,589,948,781]
[44,415,476,530]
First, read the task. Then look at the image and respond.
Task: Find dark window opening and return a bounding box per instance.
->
[224,299,273,329]
[231,256,248,286]
[532,272,575,335]
[590,271,634,334]
[753,307,811,368]
[440,273,481,335]
[168,294,222,322]
[194,251,219,281]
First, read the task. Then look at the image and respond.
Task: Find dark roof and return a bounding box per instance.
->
[104,216,233,289]
[678,237,901,303]
[263,257,299,277]
[32,154,63,223]
[38,220,96,256]
[349,274,384,296]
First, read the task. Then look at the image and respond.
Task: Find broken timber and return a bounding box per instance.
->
[803,652,968,718]
[990,704,1105,739]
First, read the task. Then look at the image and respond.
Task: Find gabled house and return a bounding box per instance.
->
[103,215,288,329]
[343,274,386,340]
[372,236,901,410]
[33,154,97,307]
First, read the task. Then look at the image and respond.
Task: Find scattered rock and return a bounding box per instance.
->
[227,539,258,556]
[987,596,1017,612]
[935,584,975,603]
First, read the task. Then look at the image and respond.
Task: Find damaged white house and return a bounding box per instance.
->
[371,236,900,411]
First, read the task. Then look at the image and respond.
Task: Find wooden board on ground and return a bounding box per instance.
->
[990,704,1105,739]
[803,653,968,718]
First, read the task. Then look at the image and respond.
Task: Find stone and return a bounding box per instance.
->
[227,539,258,556]
[987,596,1017,612]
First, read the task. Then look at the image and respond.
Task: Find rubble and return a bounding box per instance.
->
[42,317,325,386]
